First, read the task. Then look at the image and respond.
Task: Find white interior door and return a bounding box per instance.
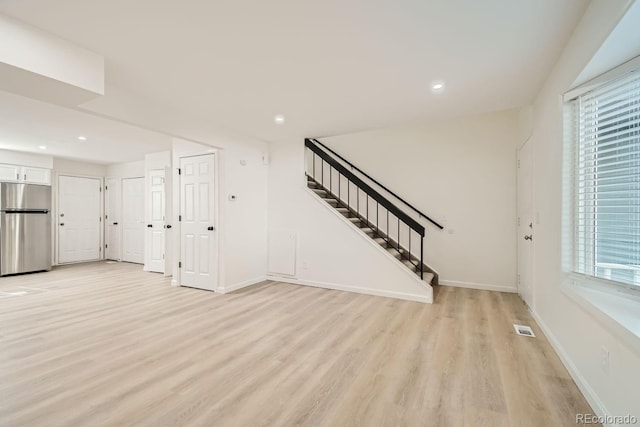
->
[147,169,166,273]
[58,175,101,263]
[180,154,217,290]
[163,165,173,277]
[517,138,534,309]
[105,178,121,261]
[122,177,145,264]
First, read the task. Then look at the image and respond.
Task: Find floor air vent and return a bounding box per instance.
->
[513,324,536,337]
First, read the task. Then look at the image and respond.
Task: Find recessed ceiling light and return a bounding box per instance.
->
[431,80,445,94]
[38,145,46,150]
[274,114,285,125]
[78,136,87,141]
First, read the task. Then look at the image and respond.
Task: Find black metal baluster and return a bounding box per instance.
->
[409,228,411,265]
[321,159,324,187]
[313,152,316,180]
[338,172,341,202]
[386,210,389,245]
[420,237,424,280]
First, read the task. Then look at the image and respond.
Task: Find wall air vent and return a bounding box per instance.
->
[513,324,536,337]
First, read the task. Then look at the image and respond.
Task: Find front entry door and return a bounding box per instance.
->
[58,175,101,263]
[180,154,217,290]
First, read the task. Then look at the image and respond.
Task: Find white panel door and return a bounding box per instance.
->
[180,154,216,290]
[122,177,145,264]
[105,178,121,261]
[147,169,165,273]
[163,165,173,277]
[517,138,534,310]
[58,176,101,263]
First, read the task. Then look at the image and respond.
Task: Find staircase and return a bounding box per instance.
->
[304,138,440,286]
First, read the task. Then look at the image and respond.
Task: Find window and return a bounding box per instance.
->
[569,71,640,290]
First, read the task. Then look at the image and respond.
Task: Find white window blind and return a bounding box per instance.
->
[572,71,640,289]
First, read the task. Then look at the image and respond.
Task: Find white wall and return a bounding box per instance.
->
[529,0,640,422]
[268,139,433,302]
[171,138,269,292]
[322,109,521,292]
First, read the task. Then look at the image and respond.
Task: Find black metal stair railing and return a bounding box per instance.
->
[305,138,430,280]
[309,138,444,230]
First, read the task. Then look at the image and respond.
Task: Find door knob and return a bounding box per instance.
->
[60,223,65,226]
[207,226,214,231]
[147,224,153,228]
[113,222,118,225]
[524,235,533,241]
[165,225,172,229]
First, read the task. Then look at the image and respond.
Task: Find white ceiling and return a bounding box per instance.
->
[0,0,589,151]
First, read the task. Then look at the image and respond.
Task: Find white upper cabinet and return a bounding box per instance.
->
[0,164,21,182]
[0,164,51,185]
[23,167,51,185]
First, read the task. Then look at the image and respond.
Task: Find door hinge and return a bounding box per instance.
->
[178,168,181,175]
[99,246,102,252]
[517,274,521,285]
[517,217,520,226]
[105,185,108,190]
[105,244,108,248]
[179,261,182,268]
[99,217,102,222]
[179,215,182,222]
[162,254,165,260]
[100,187,102,192]
[106,214,108,219]
[517,159,521,168]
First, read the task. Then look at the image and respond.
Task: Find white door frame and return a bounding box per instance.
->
[174,151,220,290]
[54,173,104,265]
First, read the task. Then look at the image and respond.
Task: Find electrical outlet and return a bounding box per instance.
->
[600,346,609,375]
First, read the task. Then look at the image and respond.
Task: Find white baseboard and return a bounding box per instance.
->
[171,279,179,287]
[267,275,433,303]
[529,310,612,426]
[440,279,517,293]
[217,276,267,294]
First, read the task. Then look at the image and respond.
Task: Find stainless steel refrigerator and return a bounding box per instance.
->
[0,182,52,276]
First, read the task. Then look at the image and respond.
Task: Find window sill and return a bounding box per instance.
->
[562,276,640,355]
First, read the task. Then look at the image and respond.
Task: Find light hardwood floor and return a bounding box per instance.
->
[0,262,597,427]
